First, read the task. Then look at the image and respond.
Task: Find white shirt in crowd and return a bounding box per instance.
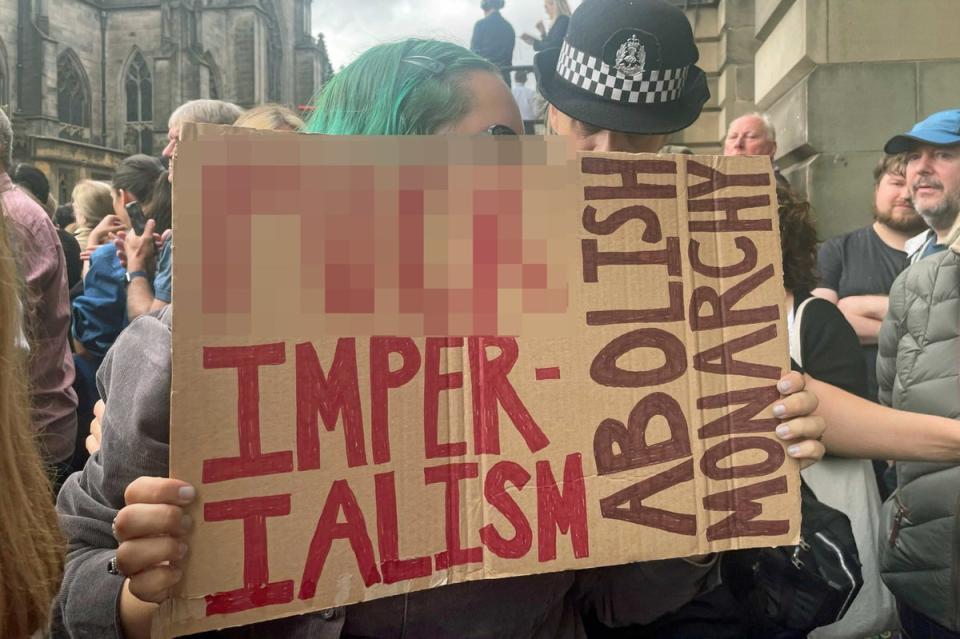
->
[511,84,538,122]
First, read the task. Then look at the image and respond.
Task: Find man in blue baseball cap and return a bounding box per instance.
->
[877,108,960,639]
[885,109,960,263]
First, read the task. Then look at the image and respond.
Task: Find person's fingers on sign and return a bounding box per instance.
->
[85,399,105,455]
[773,371,827,468]
[114,477,195,603]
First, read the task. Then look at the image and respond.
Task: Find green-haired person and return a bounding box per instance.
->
[303,39,523,137]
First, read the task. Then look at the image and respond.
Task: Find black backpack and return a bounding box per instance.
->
[724,481,864,634]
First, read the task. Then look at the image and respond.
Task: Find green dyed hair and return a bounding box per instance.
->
[302,39,500,136]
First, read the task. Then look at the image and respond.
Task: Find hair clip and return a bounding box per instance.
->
[402,56,446,75]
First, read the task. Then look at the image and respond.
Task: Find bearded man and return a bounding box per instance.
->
[812,154,927,402]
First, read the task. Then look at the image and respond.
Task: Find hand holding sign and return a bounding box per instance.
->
[771,371,826,467]
[114,478,196,607]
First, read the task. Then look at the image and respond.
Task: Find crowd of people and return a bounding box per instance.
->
[0,0,958,638]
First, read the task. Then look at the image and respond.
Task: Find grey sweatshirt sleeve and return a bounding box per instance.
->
[53,308,173,639]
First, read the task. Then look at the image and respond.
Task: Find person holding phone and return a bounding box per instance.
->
[121,100,242,321]
[73,155,167,359]
[118,171,172,321]
[69,156,169,466]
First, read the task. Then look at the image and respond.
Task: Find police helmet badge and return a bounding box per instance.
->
[615,34,646,76]
[602,29,663,79]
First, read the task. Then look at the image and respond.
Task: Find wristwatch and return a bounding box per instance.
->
[125,270,149,285]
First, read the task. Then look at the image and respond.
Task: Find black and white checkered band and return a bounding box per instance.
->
[555,41,689,104]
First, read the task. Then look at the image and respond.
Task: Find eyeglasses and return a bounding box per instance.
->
[485,124,518,136]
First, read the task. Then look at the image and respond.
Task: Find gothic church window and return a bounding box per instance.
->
[262,0,283,103]
[57,51,90,129]
[126,53,152,123]
[125,52,153,154]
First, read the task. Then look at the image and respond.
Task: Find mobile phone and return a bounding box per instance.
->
[125,201,148,236]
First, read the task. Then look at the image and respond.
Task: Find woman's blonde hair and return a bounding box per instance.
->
[552,0,572,17]
[71,180,114,247]
[0,205,65,637]
[233,104,305,131]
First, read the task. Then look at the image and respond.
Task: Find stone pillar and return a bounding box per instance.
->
[232,14,256,107]
[667,3,721,152]
[716,0,758,136]
[294,46,316,108]
[15,0,44,116]
[668,0,759,154]
[755,0,960,239]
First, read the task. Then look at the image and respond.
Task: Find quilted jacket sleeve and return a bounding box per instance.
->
[876,270,907,408]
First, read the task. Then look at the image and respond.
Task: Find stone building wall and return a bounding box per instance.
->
[755,0,960,240]
[671,0,960,240]
[665,3,721,154]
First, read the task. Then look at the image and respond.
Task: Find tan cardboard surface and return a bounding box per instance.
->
[158,124,798,638]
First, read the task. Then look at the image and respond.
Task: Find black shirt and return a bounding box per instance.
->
[792,290,868,400]
[56,228,82,293]
[817,224,907,401]
[470,11,515,70]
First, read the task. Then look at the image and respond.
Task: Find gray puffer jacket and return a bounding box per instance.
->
[877,232,960,630]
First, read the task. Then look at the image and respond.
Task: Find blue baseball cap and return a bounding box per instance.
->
[884,109,960,153]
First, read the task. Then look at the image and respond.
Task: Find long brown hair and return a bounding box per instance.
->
[0,203,65,637]
[776,183,819,293]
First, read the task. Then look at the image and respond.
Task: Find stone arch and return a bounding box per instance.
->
[57,48,91,131]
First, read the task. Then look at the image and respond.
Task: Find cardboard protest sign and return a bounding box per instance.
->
[158,123,798,638]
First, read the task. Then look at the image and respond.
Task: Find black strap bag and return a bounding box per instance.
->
[724,481,864,634]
